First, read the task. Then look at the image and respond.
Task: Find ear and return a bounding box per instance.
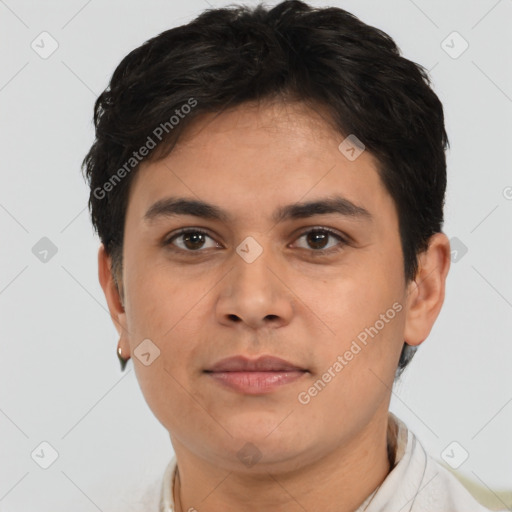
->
[403,232,451,347]
[98,244,130,354]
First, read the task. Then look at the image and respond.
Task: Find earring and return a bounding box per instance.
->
[117,343,130,372]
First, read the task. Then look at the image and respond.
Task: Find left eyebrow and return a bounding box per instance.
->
[273,195,373,224]
[143,195,373,224]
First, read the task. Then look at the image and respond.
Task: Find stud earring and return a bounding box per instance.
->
[117,343,130,371]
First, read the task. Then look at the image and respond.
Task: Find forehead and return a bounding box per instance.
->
[127,100,396,226]
[163,100,355,168]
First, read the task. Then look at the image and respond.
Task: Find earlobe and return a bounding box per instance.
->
[403,232,451,347]
[98,244,127,336]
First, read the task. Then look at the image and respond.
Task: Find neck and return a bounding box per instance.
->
[171,411,393,512]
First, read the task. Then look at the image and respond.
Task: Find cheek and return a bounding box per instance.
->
[124,253,204,336]
[297,299,405,428]
[133,358,209,442]
[124,269,210,430]
[310,264,401,334]
[121,268,205,416]
[303,261,406,388]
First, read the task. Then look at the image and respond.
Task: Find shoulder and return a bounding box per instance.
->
[107,461,174,512]
[371,414,501,512]
[412,452,498,512]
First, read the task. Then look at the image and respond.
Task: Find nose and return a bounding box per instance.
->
[215,247,294,330]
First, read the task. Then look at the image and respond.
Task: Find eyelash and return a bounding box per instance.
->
[164,227,348,256]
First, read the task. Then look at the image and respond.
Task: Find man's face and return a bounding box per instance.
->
[116,101,410,471]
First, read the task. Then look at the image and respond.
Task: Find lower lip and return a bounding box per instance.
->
[206,370,306,394]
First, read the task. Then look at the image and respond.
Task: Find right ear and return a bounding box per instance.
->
[98,244,129,343]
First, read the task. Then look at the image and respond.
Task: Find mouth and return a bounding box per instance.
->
[204,355,308,395]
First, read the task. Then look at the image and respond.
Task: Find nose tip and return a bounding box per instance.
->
[216,257,294,331]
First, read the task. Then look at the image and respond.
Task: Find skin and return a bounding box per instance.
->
[98,100,451,512]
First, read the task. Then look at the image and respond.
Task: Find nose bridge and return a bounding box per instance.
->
[231,240,275,302]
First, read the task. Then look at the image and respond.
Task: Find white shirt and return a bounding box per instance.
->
[158,413,501,512]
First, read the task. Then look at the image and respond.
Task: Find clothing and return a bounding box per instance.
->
[158,413,500,511]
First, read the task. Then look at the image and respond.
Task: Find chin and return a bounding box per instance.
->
[217,413,314,459]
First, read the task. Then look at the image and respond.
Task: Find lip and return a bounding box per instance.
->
[206,355,305,373]
[204,355,308,395]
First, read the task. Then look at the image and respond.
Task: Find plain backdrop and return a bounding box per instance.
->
[1,0,511,510]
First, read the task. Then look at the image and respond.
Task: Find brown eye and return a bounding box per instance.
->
[306,230,329,250]
[294,228,347,253]
[182,232,206,250]
[166,229,219,251]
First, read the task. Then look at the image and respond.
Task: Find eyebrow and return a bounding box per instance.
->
[143,195,373,224]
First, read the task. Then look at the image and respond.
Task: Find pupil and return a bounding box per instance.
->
[308,231,327,249]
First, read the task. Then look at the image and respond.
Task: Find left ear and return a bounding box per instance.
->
[403,232,451,347]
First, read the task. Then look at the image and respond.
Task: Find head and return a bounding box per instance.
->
[84,0,450,472]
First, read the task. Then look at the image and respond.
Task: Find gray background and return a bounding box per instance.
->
[1,0,511,510]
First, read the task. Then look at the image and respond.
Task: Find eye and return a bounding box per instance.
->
[164,227,348,254]
[293,227,347,253]
[165,228,221,252]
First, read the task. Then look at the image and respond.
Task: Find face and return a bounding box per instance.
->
[100,100,447,473]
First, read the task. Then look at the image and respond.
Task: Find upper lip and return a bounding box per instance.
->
[205,355,306,372]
